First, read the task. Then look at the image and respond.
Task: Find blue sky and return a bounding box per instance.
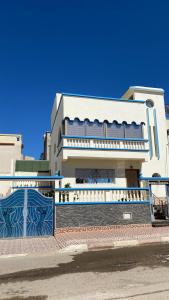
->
[0,0,169,158]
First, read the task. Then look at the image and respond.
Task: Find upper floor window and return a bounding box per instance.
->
[85,120,104,137]
[146,99,154,108]
[124,122,143,139]
[107,121,124,138]
[64,118,143,139]
[67,118,85,136]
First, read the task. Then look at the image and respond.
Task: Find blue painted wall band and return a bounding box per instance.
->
[62,135,148,142]
[153,108,160,160]
[55,201,150,205]
[140,176,169,181]
[62,92,145,103]
[0,175,63,181]
[59,146,149,153]
[55,187,149,191]
[146,108,152,159]
[12,186,53,189]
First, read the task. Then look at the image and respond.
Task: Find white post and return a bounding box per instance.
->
[54,180,60,203]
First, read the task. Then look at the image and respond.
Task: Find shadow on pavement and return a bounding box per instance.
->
[1,243,169,284]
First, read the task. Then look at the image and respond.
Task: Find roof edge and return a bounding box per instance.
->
[129,86,164,94]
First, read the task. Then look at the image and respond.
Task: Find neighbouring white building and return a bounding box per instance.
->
[0,134,23,196]
[0,134,51,197]
[50,86,169,199]
[13,160,51,195]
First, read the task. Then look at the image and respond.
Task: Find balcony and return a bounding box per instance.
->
[55,187,149,204]
[58,136,149,161]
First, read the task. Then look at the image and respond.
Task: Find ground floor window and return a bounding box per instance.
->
[75,168,115,184]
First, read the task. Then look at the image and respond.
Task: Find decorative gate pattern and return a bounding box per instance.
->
[0,189,54,238]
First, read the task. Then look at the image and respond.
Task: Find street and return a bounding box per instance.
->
[1,243,169,299]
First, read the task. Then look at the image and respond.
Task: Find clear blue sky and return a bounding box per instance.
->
[0,0,169,158]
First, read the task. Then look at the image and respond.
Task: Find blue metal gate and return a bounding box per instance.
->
[0,189,54,238]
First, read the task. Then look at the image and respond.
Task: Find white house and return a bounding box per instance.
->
[51,86,168,190]
[49,86,169,227]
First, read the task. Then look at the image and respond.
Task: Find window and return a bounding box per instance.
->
[124,123,143,139]
[75,168,115,184]
[62,120,65,135]
[57,129,62,146]
[107,121,124,138]
[152,173,161,177]
[146,99,154,108]
[54,143,56,153]
[65,118,144,139]
[67,118,85,136]
[153,126,158,157]
[85,120,104,137]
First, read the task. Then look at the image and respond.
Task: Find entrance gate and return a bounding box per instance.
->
[0,189,54,238]
[144,179,169,222]
[152,191,168,220]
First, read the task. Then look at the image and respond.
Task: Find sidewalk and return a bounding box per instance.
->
[55,224,169,251]
[1,225,169,256]
[0,236,60,256]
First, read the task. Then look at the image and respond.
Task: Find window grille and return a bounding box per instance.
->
[75,168,115,184]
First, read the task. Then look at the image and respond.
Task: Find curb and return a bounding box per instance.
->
[61,244,88,252]
[60,237,169,252]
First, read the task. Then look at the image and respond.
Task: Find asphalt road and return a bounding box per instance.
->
[1,243,169,299]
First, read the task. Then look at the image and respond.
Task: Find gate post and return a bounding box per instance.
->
[166,184,169,218]
[149,184,155,222]
[54,180,59,203]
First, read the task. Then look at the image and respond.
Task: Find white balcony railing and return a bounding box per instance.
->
[61,136,148,152]
[55,187,149,203]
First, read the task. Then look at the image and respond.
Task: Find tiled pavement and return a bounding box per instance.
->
[55,225,169,248]
[0,236,60,255]
[1,225,169,255]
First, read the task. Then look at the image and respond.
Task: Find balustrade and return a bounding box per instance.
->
[55,188,149,203]
[63,136,147,151]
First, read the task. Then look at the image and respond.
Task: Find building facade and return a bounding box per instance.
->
[1,86,169,231]
[51,86,168,191]
[49,86,169,228]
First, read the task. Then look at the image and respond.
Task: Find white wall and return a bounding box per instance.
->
[50,94,64,175]
[63,95,146,124]
[50,93,148,176]
[132,90,168,178]
[0,134,22,196]
[61,158,141,188]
